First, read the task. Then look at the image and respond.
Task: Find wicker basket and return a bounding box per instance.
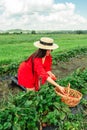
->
[55,83,82,107]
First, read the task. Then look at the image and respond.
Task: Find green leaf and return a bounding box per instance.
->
[24,100,33,107]
[0,124,3,130]
[13,124,21,130]
[53,102,60,109]
[60,112,66,120]
[3,122,12,129]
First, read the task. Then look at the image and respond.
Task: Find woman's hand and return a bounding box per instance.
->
[56,85,65,94]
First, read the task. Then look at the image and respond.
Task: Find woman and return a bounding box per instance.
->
[18,37,65,93]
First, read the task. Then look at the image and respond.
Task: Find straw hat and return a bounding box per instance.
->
[34,37,59,50]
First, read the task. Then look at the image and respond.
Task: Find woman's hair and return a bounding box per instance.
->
[25,49,47,74]
[33,48,47,58]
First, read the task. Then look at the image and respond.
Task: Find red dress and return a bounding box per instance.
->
[18,55,52,91]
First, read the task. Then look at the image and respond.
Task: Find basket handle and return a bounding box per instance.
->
[67,83,70,96]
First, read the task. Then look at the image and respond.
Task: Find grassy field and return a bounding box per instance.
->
[0,33,87,65]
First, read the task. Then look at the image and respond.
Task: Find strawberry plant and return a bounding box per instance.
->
[0,68,87,130]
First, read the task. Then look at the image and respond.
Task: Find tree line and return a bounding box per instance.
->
[0,30,87,34]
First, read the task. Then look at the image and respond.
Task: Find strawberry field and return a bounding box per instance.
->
[0,33,87,130]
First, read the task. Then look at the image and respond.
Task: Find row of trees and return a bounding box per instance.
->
[0,30,87,34]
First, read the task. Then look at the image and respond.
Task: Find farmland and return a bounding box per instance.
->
[0,33,87,65]
[0,33,87,130]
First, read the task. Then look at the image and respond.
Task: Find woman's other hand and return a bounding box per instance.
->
[51,75,57,80]
[47,71,57,80]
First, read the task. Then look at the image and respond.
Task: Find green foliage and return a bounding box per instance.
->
[0,62,19,76]
[0,33,87,75]
[0,34,87,129]
[0,33,87,64]
[0,67,87,130]
[53,47,87,64]
[0,47,87,76]
[58,68,87,95]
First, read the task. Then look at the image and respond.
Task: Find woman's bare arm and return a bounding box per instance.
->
[47,76,65,94]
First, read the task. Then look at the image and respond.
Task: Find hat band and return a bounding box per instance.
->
[40,40,53,46]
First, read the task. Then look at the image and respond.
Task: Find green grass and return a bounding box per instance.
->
[0,33,87,65]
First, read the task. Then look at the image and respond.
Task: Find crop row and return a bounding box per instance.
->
[0,47,87,76]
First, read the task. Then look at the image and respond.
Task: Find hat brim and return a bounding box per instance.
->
[34,41,59,50]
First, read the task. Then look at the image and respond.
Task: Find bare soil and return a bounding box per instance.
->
[53,55,87,79]
[0,55,87,99]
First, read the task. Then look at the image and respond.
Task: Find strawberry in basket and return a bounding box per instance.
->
[55,83,82,107]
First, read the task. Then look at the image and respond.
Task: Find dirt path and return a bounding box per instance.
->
[0,55,87,99]
[53,55,87,79]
